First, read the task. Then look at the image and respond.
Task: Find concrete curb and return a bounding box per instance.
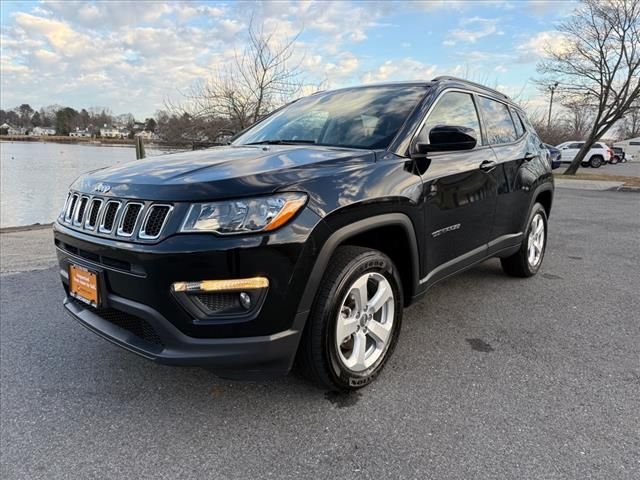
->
[554,179,625,191]
[616,185,640,192]
[0,223,53,234]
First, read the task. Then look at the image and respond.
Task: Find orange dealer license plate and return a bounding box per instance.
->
[69,264,99,307]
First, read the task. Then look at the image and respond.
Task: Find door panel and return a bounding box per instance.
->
[490,140,529,240]
[421,147,498,276]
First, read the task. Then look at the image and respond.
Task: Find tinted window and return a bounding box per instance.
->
[477,97,517,144]
[416,92,480,144]
[276,111,328,141]
[510,108,525,138]
[631,141,640,146]
[568,142,584,149]
[234,86,427,149]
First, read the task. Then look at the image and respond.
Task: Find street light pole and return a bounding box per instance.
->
[547,82,559,128]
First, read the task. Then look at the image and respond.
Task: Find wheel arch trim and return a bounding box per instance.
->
[297,213,420,314]
[525,182,554,229]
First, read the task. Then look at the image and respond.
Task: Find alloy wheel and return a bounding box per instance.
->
[335,272,395,372]
[527,213,545,268]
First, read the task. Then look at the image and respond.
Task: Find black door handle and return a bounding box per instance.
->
[479,160,497,172]
[524,152,538,161]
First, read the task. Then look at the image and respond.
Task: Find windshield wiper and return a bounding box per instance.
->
[244,139,317,145]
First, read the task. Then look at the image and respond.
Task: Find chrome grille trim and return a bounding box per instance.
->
[65,194,79,222]
[116,202,144,237]
[99,200,122,233]
[84,198,104,229]
[61,193,71,220]
[73,196,89,226]
[139,205,173,240]
[60,191,173,241]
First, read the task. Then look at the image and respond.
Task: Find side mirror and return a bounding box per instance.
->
[413,125,477,155]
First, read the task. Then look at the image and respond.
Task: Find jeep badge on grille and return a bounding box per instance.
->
[93,183,111,194]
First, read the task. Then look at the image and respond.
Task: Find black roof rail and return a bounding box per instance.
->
[431,76,510,100]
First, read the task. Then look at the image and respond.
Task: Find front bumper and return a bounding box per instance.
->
[54,208,329,378]
[63,295,307,379]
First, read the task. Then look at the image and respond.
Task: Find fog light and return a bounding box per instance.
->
[172,277,269,293]
[239,292,251,310]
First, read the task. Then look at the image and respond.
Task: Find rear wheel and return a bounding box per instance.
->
[589,155,604,168]
[501,203,547,277]
[297,246,403,391]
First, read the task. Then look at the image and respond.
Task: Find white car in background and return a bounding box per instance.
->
[556,141,613,168]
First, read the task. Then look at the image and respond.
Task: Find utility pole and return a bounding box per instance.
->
[547,82,559,128]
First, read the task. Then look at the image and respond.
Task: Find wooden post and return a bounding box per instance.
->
[135,136,146,159]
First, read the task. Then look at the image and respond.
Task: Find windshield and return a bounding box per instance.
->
[233,85,428,150]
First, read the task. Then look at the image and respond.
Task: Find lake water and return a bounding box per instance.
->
[0,141,182,228]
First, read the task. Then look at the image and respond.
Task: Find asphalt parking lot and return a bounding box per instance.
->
[1,188,639,479]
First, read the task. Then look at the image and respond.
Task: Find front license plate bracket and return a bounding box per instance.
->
[69,264,100,307]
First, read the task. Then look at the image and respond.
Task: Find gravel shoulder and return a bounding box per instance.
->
[0,226,56,275]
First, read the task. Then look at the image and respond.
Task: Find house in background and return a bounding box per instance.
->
[1,123,27,135]
[31,126,57,136]
[69,128,91,137]
[134,130,159,141]
[613,137,640,161]
[100,126,126,138]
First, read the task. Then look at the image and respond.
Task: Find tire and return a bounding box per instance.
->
[297,246,403,391]
[589,155,604,168]
[501,203,548,278]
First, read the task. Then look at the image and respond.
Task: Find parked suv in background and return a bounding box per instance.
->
[556,141,612,167]
[612,146,626,163]
[54,77,553,391]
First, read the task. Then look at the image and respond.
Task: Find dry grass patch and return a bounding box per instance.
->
[555,172,640,187]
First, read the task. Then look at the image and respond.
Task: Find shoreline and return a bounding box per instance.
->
[0,135,192,149]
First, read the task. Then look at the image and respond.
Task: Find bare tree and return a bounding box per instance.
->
[561,97,596,139]
[172,21,304,134]
[618,99,640,138]
[528,108,572,145]
[537,0,640,175]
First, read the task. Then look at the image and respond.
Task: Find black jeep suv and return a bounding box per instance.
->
[54,77,553,391]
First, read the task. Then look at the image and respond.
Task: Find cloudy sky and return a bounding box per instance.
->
[0,0,576,118]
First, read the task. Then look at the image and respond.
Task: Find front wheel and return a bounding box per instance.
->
[501,203,548,277]
[297,246,403,391]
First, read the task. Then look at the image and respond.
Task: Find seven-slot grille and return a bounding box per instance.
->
[140,205,171,238]
[85,199,103,229]
[61,192,172,241]
[117,203,143,236]
[100,201,120,232]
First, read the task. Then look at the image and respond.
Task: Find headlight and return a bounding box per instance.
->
[180,192,307,234]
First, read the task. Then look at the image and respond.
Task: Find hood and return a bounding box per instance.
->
[72,144,375,202]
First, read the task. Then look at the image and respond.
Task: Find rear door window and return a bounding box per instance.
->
[477,97,517,144]
[510,108,525,138]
